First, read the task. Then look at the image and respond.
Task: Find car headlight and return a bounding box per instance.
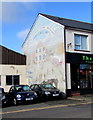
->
[45,91,51,95]
[34,92,37,96]
[1,96,6,100]
[16,94,21,98]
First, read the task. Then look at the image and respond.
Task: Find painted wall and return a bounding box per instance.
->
[0,65,27,92]
[23,15,66,93]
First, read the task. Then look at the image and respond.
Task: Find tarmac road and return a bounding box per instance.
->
[1,98,93,119]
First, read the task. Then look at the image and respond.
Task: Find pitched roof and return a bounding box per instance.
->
[0,45,26,65]
[40,13,93,32]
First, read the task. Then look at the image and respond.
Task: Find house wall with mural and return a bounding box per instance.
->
[22,14,66,93]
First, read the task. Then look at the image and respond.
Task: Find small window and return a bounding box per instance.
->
[36,50,38,53]
[74,34,87,51]
[36,57,38,61]
[6,76,12,85]
[6,75,20,85]
[39,55,41,60]
[39,49,41,52]
[43,48,45,51]
[43,54,45,59]
[14,76,19,85]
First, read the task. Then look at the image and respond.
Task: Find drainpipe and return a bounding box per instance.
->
[64,26,68,97]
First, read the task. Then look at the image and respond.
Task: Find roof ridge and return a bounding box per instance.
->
[39,13,93,25]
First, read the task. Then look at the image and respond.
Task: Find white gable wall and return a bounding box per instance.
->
[22,14,66,93]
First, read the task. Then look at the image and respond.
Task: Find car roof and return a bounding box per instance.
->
[31,83,52,86]
[12,85,29,87]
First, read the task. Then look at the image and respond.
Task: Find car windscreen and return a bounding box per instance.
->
[40,84,55,89]
[23,86,31,91]
[15,86,31,92]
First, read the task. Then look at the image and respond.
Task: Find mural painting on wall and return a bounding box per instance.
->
[24,15,66,92]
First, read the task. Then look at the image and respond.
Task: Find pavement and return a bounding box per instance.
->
[68,94,93,101]
[1,94,93,119]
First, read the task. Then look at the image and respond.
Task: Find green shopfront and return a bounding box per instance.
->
[66,52,93,95]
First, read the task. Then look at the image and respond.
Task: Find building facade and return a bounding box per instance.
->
[0,45,27,92]
[22,13,93,95]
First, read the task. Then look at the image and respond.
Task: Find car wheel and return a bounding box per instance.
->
[13,98,18,106]
[42,95,48,102]
[62,93,67,99]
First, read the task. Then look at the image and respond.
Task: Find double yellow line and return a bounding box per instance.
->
[1,101,93,115]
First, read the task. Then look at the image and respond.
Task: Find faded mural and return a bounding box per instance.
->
[23,15,66,92]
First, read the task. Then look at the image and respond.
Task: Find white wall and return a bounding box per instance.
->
[66,28,92,54]
[0,65,27,92]
[65,28,93,91]
[22,14,66,93]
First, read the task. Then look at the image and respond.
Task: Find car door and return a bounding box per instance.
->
[34,85,42,96]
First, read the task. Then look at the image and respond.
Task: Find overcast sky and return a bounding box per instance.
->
[1,2,92,54]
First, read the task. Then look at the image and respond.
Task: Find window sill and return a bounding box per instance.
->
[74,49,90,52]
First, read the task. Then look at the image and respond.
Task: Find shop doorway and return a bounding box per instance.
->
[91,75,93,88]
[71,64,79,91]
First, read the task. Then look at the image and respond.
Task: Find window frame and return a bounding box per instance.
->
[6,75,20,86]
[74,34,88,51]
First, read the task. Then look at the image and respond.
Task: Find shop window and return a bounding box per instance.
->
[91,65,93,69]
[6,75,20,85]
[80,64,90,69]
[74,34,87,51]
[79,64,93,89]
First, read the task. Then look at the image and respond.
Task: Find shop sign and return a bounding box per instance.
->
[82,55,93,63]
[66,52,93,64]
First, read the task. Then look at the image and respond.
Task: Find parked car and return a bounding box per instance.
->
[30,84,66,101]
[8,85,38,106]
[0,87,9,107]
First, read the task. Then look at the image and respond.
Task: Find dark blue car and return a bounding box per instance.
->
[30,84,66,101]
[8,85,38,106]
